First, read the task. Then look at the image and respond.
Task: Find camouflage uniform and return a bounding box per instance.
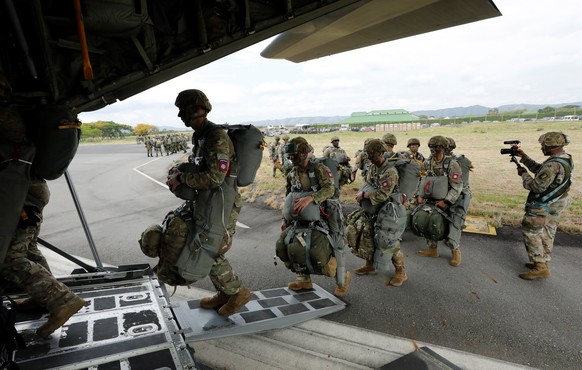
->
[323,138,352,187]
[1,177,81,313]
[519,152,573,264]
[421,155,464,250]
[269,137,283,177]
[180,119,244,295]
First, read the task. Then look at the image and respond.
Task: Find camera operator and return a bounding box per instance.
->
[512,132,573,280]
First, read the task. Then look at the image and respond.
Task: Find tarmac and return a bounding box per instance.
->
[42,246,536,370]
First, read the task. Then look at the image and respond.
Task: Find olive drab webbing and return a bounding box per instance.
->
[526,157,574,212]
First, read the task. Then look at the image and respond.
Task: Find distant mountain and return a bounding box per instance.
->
[241,116,349,127]
[412,102,582,118]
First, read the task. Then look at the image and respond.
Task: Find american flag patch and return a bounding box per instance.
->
[451,173,460,180]
[381,180,390,188]
[328,171,334,178]
[218,160,229,173]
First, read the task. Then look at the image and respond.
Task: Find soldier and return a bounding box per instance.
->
[382,133,420,209]
[166,89,250,316]
[512,132,573,280]
[403,138,426,164]
[280,134,293,175]
[349,139,407,286]
[269,136,283,177]
[416,135,464,266]
[277,137,351,296]
[445,137,473,232]
[352,138,374,183]
[322,136,353,187]
[145,136,153,157]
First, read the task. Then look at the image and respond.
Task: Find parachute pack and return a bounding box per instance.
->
[409,203,450,241]
[223,124,265,187]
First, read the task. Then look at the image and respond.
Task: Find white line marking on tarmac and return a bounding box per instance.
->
[133,159,250,229]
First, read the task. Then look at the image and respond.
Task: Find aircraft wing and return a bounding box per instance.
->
[0,0,499,114]
[261,0,502,62]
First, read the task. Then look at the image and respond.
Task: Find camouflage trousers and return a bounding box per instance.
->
[522,196,571,263]
[1,225,77,312]
[210,193,244,295]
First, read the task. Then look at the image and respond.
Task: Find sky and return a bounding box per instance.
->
[79,0,582,128]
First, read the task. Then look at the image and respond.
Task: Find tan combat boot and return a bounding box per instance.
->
[417,247,439,258]
[200,291,229,309]
[288,274,313,291]
[387,252,408,287]
[354,259,375,275]
[524,261,535,269]
[450,249,462,267]
[218,286,252,316]
[519,262,550,280]
[37,296,86,337]
[322,256,337,277]
[334,271,351,297]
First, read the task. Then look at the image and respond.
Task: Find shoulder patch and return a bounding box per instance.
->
[218,159,229,173]
[381,179,390,189]
[451,173,460,180]
[328,170,334,178]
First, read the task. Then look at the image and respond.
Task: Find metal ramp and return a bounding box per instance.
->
[7,266,346,369]
[172,284,347,342]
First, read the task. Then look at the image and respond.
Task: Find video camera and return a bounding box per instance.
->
[500,140,520,156]
[500,140,522,168]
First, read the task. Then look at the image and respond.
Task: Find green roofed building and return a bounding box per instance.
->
[340,109,419,124]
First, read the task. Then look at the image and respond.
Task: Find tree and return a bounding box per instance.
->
[538,106,556,114]
[134,123,159,136]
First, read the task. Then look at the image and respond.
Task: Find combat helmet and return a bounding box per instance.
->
[174,89,212,112]
[382,133,397,146]
[428,135,449,148]
[274,135,280,140]
[281,134,290,142]
[446,137,456,150]
[139,224,163,258]
[285,136,310,154]
[538,131,570,147]
[331,136,340,143]
[407,138,421,147]
[364,139,386,154]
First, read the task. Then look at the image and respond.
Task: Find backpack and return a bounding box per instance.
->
[1,297,25,370]
[345,208,375,261]
[409,203,450,241]
[275,225,334,276]
[222,124,265,187]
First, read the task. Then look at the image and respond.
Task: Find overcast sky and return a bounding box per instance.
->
[79,0,582,127]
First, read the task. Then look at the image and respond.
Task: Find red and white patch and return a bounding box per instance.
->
[327,171,334,178]
[451,173,460,180]
[218,160,229,173]
[381,180,390,189]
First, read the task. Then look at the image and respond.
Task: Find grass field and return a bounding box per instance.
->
[243,120,582,234]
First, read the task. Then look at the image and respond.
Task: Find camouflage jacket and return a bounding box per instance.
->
[366,159,399,205]
[520,152,573,203]
[323,146,350,164]
[286,162,335,204]
[181,120,234,190]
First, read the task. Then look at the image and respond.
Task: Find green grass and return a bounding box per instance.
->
[246,121,582,233]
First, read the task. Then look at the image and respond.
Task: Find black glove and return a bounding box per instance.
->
[517,167,527,176]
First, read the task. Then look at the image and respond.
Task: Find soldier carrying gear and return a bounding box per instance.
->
[415,135,464,267]
[407,138,420,147]
[322,136,353,186]
[512,131,573,280]
[164,89,251,317]
[277,136,351,297]
[269,136,283,177]
[348,139,408,287]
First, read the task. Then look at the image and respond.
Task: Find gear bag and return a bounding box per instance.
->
[346,208,376,261]
[374,193,407,252]
[312,157,340,189]
[409,203,450,241]
[30,106,81,180]
[358,183,386,215]
[275,223,333,276]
